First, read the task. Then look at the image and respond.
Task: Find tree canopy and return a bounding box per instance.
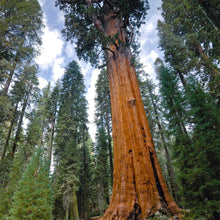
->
[56,0,149,64]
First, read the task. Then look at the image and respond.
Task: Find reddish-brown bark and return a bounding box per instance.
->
[100,14,182,219]
[196,44,220,82]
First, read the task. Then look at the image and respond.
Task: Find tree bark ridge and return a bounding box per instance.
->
[99,14,182,220]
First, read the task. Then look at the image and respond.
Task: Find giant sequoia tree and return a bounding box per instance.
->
[56,0,182,218]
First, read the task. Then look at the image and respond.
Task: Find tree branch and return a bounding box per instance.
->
[103,47,116,58]
[85,0,105,32]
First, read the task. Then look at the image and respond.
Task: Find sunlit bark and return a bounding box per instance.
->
[100,14,182,219]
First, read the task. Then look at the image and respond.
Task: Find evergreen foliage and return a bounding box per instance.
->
[95,68,113,186]
[53,60,91,219]
[157,62,220,218]
[1,0,219,219]
[95,127,110,212]
[157,0,220,100]
[8,148,53,220]
[55,0,149,65]
[0,149,25,218]
[0,0,43,96]
[180,78,220,218]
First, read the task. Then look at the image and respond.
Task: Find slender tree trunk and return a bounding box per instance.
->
[1,62,17,96]
[66,200,69,220]
[178,71,187,89]
[101,15,182,219]
[11,92,29,157]
[106,115,113,187]
[1,102,19,160]
[82,130,89,219]
[148,89,179,202]
[196,44,220,105]
[47,122,55,170]
[72,186,80,220]
[197,44,220,81]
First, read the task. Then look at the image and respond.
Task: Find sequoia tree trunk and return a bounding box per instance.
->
[100,14,182,219]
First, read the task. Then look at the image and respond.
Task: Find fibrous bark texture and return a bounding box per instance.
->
[100,14,182,219]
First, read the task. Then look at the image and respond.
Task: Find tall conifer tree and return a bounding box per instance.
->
[0,0,43,96]
[56,1,182,218]
[8,148,53,220]
[95,68,113,187]
[54,60,89,219]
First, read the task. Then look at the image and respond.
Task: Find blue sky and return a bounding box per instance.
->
[35,0,163,141]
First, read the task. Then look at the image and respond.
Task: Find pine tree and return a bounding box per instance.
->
[95,68,113,187]
[157,60,220,218]
[0,0,43,96]
[179,78,220,219]
[0,147,26,218]
[0,64,40,160]
[140,77,179,202]
[46,81,60,169]
[157,62,190,144]
[0,84,52,218]
[78,133,94,219]
[157,0,220,100]
[53,60,89,219]
[11,64,39,157]
[95,127,110,213]
[56,1,182,218]
[8,148,53,220]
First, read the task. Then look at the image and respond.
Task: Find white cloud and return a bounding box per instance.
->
[35,25,63,68]
[81,62,92,77]
[52,58,65,82]
[65,43,75,59]
[141,50,158,78]
[38,0,45,7]
[140,6,162,55]
[86,68,100,142]
[35,19,65,84]
[38,76,48,89]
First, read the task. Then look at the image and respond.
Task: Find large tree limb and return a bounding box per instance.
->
[85,0,105,32]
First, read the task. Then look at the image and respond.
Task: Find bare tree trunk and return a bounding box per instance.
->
[82,129,89,219]
[197,44,220,81]
[72,186,80,220]
[47,122,55,169]
[100,14,182,219]
[106,114,113,187]
[11,91,29,157]
[66,201,69,220]
[148,87,179,203]
[1,62,17,96]
[178,71,187,89]
[1,102,19,160]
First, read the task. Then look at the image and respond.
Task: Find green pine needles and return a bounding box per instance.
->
[8,148,53,220]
